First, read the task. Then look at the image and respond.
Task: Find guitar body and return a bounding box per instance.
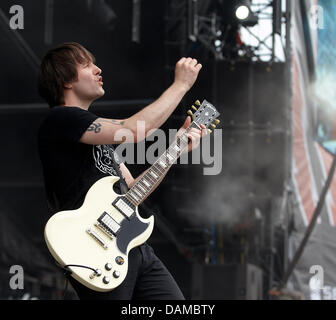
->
[44,176,154,292]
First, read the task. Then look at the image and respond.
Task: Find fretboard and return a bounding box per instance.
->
[125,123,199,205]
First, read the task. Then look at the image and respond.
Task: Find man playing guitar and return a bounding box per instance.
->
[37,42,206,300]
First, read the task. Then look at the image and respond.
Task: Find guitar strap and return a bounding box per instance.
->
[108,144,129,194]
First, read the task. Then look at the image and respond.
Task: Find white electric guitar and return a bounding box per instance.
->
[44,99,220,292]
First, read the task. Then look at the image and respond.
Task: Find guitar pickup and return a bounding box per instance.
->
[112,197,135,219]
[97,212,121,236]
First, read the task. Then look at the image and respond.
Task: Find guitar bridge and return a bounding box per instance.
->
[94,222,114,239]
[86,228,108,249]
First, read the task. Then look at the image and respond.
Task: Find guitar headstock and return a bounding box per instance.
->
[187,99,220,132]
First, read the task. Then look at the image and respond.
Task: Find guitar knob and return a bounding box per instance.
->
[195,100,201,106]
[105,263,113,271]
[115,256,124,265]
[113,270,120,278]
[103,276,110,284]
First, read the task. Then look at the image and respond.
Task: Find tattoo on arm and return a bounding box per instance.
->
[87,118,125,134]
[98,118,125,126]
[110,119,125,125]
[87,122,102,133]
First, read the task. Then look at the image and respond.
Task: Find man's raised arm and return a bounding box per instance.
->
[80,57,202,145]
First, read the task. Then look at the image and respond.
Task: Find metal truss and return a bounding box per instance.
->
[188,0,291,63]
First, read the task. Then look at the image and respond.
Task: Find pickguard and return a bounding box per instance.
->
[116,215,150,254]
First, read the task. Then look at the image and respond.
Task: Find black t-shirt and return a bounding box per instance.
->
[38,106,126,213]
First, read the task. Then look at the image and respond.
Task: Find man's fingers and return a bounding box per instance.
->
[177,57,201,69]
[199,124,208,137]
[183,116,191,128]
[187,130,202,142]
[189,127,202,135]
[177,57,187,65]
[187,132,201,151]
[188,58,198,66]
[185,57,193,65]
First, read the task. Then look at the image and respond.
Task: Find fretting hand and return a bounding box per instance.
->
[176,116,208,154]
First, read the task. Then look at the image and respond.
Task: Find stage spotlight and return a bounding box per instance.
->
[234,1,258,27]
[235,5,250,20]
[216,0,258,26]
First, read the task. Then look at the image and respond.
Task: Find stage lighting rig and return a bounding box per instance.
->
[234,1,258,27]
[186,0,289,62]
[235,4,250,20]
[216,0,258,27]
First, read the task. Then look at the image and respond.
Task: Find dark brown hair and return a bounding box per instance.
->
[37,42,95,107]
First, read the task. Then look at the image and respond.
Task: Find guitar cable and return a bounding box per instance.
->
[54,261,100,299]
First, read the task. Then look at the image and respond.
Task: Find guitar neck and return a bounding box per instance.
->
[125,122,199,206]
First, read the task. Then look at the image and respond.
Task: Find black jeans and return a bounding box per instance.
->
[67,243,185,300]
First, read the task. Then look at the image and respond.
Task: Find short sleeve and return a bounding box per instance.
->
[42,106,98,142]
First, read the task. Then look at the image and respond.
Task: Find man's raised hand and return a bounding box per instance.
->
[174,57,202,92]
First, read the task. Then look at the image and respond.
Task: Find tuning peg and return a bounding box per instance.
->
[208,129,212,134]
[187,110,193,117]
[210,124,216,129]
[195,100,201,106]
[214,119,220,125]
[191,105,198,111]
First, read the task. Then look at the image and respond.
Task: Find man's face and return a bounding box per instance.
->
[70,61,105,103]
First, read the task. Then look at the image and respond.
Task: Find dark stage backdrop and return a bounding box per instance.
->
[0,0,292,299]
[0,0,166,104]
